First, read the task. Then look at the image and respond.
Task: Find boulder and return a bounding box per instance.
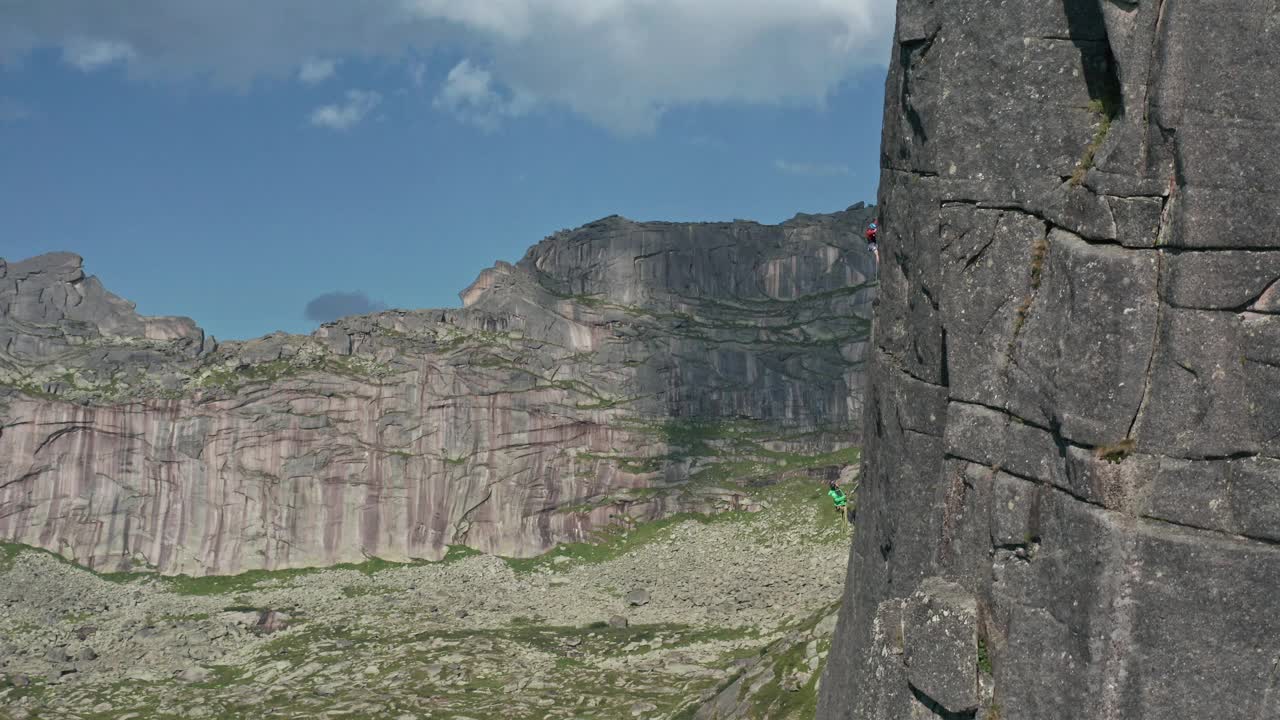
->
[254,610,290,635]
[175,666,213,683]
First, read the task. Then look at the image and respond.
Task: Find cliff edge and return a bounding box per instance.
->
[818,2,1280,719]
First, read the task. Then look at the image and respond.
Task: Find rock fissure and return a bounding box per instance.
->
[907,683,978,720]
[1136,511,1280,550]
[1124,249,1164,441]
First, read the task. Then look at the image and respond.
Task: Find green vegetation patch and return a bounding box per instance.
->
[226,618,758,719]
[0,540,101,575]
[562,418,859,523]
[664,602,839,720]
[193,354,396,394]
[1071,96,1121,185]
[746,639,822,718]
[0,542,23,571]
[507,470,857,574]
[645,417,860,486]
[1095,438,1136,464]
[416,621,757,660]
[194,359,301,390]
[503,512,725,573]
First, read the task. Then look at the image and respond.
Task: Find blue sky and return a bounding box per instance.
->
[1,1,893,340]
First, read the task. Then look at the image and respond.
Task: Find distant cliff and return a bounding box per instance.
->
[818,3,1280,719]
[0,206,876,576]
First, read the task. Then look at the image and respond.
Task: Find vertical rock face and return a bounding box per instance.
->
[0,206,876,576]
[819,2,1280,719]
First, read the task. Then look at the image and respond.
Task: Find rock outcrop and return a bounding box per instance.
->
[1,206,876,576]
[819,2,1280,719]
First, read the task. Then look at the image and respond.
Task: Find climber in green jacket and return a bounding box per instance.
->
[827,480,849,523]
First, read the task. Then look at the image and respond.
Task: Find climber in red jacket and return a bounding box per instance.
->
[864,221,879,261]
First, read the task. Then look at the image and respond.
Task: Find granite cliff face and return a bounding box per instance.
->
[0,207,876,576]
[819,2,1280,719]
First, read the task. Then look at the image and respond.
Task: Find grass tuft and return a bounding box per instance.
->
[1095,438,1136,464]
[1070,96,1121,186]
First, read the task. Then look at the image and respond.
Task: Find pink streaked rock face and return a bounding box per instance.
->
[0,381,693,575]
[1,207,876,575]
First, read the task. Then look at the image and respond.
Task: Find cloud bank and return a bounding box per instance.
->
[1,1,895,134]
[304,291,388,324]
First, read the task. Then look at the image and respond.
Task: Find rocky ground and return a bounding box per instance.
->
[0,477,855,719]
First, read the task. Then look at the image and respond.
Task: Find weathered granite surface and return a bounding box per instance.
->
[0,206,876,576]
[819,2,1280,719]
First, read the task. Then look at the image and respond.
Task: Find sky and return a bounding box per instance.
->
[1,1,895,341]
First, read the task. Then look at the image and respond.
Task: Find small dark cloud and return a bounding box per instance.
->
[304,291,388,324]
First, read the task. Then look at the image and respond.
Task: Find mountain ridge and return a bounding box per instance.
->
[1,205,876,576]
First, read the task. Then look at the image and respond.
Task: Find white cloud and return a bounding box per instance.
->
[410,0,895,134]
[309,90,382,131]
[434,59,532,130]
[775,159,852,177]
[2,1,895,134]
[62,39,135,71]
[298,58,338,84]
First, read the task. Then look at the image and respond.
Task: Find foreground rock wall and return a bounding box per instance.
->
[0,207,876,575]
[819,2,1280,719]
